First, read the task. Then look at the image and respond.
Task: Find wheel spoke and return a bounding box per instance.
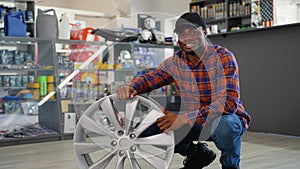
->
[101,97,123,131]
[134,133,174,146]
[115,155,126,169]
[74,141,111,154]
[89,150,117,169]
[134,109,164,136]
[125,98,139,135]
[79,114,116,139]
[127,152,141,169]
[84,102,100,117]
[134,147,165,169]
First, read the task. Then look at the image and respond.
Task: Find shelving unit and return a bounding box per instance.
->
[190,0,251,32]
[55,39,108,139]
[0,37,178,145]
[55,40,177,139]
[113,42,175,82]
[0,37,61,146]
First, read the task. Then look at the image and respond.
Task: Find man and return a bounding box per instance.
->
[116,12,251,169]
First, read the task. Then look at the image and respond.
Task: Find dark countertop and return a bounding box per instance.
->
[207,22,300,38]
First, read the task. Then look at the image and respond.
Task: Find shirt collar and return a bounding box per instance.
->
[178,44,214,67]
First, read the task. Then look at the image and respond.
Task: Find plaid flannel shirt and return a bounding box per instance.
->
[129,45,250,129]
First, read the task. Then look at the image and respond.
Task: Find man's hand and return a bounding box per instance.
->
[157,110,189,133]
[115,86,138,99]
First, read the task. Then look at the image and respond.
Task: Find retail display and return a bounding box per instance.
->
[55,40,177,139]
[0,37,61,146]
[92,28,138,42]
[191,0,274,32]
[253,0,274,27]
[260,0,273,26]
[1,123,57,139]
[70,27,100,41]
[190,0,252,32]
[0,34,177,145]
[55,39,108,139]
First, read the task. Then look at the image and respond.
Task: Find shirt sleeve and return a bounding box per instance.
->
[129,58,175,94]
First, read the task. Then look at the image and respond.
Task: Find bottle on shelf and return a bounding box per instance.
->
[37,76,47,99]
[47,76,55,99]
[27,82,40,100]
[58,13,70,40]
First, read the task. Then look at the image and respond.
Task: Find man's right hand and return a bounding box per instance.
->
[115,86,138,99]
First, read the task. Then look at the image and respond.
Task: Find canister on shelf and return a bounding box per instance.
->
[47,76,55,99]
[37,76,47,98]
[27,82,40,100]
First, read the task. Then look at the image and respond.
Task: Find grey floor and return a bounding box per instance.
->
[0,131,300,169]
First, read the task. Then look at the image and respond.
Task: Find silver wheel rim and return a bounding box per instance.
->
[73,94,174,169]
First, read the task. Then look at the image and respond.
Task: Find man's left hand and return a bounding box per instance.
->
[156,110,189,133]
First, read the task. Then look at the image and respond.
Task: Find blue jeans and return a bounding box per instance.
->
[140,114,245,169]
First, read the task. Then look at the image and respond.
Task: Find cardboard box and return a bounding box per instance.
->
[61,100,71,113]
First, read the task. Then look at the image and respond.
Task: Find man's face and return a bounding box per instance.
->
[177,27,206,55]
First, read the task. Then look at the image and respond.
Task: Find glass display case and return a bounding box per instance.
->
[0,37,178,145]
[55,39,109,138]
[56,40,177,138]
[0,37,61,146]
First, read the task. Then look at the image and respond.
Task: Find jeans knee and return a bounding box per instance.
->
[213,114,243,139]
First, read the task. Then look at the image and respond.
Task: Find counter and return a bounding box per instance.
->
[208,23,300,136]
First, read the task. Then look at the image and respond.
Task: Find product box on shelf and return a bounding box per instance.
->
[64,112,76,133]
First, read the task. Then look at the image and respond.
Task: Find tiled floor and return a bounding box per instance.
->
[0,131,299,169]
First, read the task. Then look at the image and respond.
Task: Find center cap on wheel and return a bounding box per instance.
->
[119,138,131,149]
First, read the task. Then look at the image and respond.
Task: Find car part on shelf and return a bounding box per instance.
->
[91,28,138,42]
[73,94,175,169]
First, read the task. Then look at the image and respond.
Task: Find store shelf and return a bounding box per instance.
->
[62,133,74,140]
[228,14,251,20]
[0,133,60,147]
[190,0,210,5]
[0,67,55,73]
[114,67,134,71]
[190,0,252,32]
[133,43,177,49]
[0,41,35,46]
[58,68,113,72]
[205,18,226,24]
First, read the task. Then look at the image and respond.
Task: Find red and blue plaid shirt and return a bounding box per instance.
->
[129,45,251,129]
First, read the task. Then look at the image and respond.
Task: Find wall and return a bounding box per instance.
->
[275,0,300,25]
[208,24,300,136]
[120,0,190,36]
[149,0,190,16]
[35,5,114,29]
[36,0,129,29]
[33,0,190,31]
